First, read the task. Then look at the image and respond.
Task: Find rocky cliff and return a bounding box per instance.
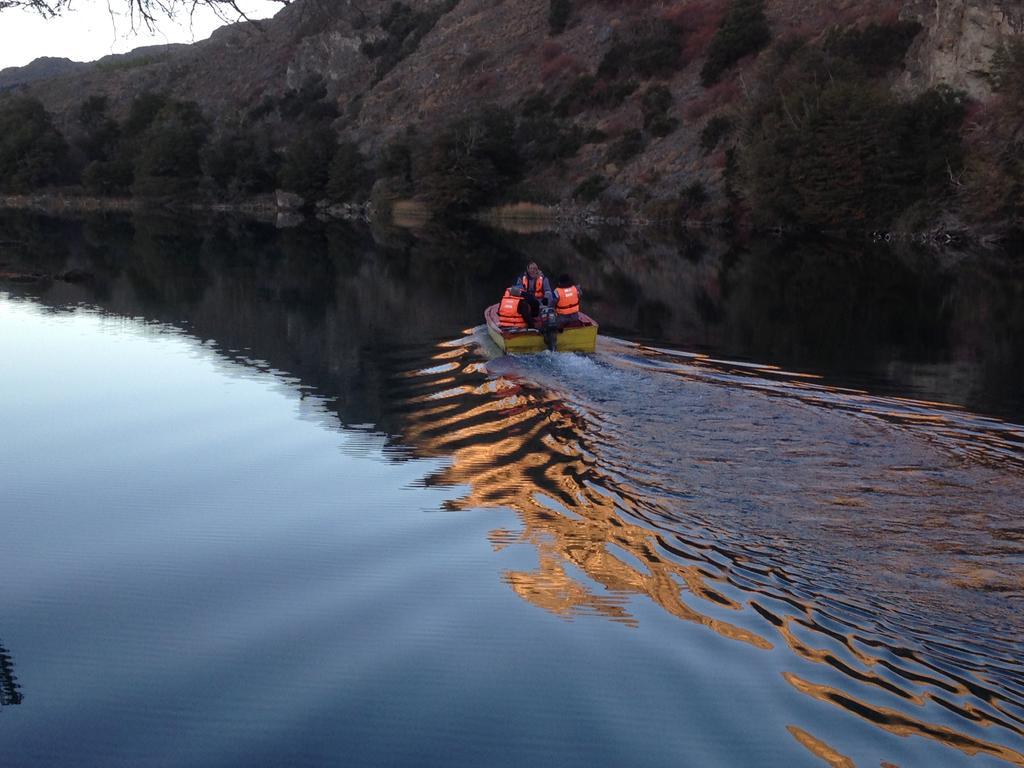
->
[901,0,1024,96]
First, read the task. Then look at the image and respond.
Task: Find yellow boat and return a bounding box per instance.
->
[484,304,598,353]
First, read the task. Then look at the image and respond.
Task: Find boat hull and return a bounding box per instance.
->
[484,305,598,354]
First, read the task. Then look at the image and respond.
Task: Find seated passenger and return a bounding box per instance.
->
[517,261,553,311]
[553,273,582,327]
[497,285,534,329]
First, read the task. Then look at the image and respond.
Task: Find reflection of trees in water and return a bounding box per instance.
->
[0,639,22,708]
[2,208,1022,418]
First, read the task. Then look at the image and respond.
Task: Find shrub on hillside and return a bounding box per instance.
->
[132,100,210,199]
[823,21,922,78]
[963,41,1024,225]
[123,91,169,139]
[700,115,734,152]
[82,158,133,196]
[0,96,71,192]
[556,75,637,116]
[700,0,771,86]
[327,141,374,202]
[362,0,459,81]
[549,0,571,35]
[598,19,683,80]
[665,0,729,61]
[607,128,645,164]
[573,174,607,201]
[278,124,336,202]
[683,180,709,208]
[685,77,741,120]
[74,95,121,164]
[279,75,338,123]
[741,68,966,229]
[641,84,679,137]
[991,38,1024,101]
[202,128,279,196]
[416,109,523,214]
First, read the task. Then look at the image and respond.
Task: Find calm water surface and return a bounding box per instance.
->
[1,211,1023,767]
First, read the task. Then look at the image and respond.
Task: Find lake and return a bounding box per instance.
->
[1,209,1023,767]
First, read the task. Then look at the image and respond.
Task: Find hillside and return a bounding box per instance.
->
[2,0,1022,232]
[0,57,85,90]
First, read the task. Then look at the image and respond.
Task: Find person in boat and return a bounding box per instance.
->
[497,284,534,330]
[552,273,582,327]
[517,262,553,313]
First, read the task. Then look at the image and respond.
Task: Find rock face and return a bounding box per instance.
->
[901,0,1024,97]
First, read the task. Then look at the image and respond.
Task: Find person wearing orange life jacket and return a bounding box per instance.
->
[497,285,534,329]
[552,273,582,327]
[517,261,553,311]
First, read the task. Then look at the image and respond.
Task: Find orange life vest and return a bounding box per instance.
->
[497,290,527,328]
[521,274,545,299]
[555,285,580,316]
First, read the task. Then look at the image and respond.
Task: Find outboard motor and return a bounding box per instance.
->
[540,305,558,351]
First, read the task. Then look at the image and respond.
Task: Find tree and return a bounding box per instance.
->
[0,95,70,191]
[132,99,210,198]
[74,95,121,162]
[0,1,292,30]
[700,0,771,86]
[327,141,372,202]
[278,124,335,201]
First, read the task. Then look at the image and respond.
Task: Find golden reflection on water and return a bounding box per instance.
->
[786,725,856,768]
[394,337,1024,766]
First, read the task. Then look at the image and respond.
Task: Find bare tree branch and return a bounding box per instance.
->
[1,0,295,32]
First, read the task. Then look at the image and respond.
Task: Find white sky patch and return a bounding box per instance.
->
[0,1,281,70]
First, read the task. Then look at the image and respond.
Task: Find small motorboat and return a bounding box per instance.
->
[484,304,598,353]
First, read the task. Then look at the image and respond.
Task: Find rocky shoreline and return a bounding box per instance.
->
[0,191,1016,247]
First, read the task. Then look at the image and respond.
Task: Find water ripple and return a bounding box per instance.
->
[386,330,1024,766]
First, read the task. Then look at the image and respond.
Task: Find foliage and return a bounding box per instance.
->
[700,0,771,86]
[556,75,636,116]
[823,21,922,79]
[378,136,415,185]
[641,84,678,137]
[962,40,1024,225]
[362,0,458,82]
[202,128,279,196]
[278,75,338,123]
[82,158,134,196]
[0,96,70,192]
[683,180,709,207]
[741,66,966,229]
[700,115,733,152]
[598,19,683,80]
[516,113,582,163]
[327,141,373,201]
[606,129,645,164]
[548,0,571,36]
[573,174,607,202]
[991,38,1024,100]
[278,124,336,201]
[123,91,169,139]
[74,95,121,163]
[416,108,523,214]
[132,100,211,199]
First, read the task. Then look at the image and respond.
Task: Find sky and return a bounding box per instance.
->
[0,1,282,70]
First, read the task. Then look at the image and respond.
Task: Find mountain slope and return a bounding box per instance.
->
[8,0,1024,230]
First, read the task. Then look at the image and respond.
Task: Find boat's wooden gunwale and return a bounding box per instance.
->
[484,304,598,354]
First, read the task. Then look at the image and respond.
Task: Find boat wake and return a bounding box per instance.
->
[387,328,1024,766]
